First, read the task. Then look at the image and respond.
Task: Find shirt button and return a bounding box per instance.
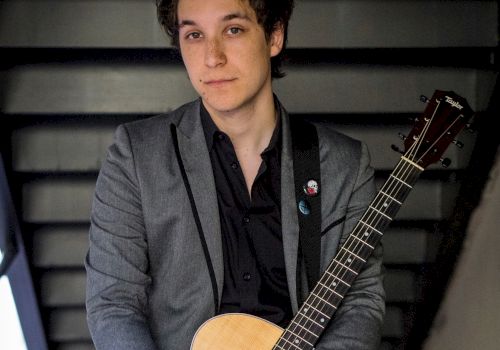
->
[243,273,251,281]
[231,162,238,170]
[243,216,250,224]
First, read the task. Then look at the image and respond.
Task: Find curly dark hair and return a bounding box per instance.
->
[156,0,295,79]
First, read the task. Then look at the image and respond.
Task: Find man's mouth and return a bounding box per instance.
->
[204,78,236,87]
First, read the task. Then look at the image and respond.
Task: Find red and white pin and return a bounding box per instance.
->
[303,179,319,197]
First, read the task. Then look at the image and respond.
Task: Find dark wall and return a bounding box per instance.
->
[0,1,498,349]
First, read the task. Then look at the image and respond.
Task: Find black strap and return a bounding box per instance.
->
[289,117,322,302]
[170,124,219,314]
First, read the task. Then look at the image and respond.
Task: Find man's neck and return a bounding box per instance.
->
[203,94,277,155]
[202,92,277,195]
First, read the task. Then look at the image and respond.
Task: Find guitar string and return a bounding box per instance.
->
[278,93,458,347]
[277,156,420,349]
[300,96,468,348]
[277,160,418,349]
[278,139,423,349]
[276,101,440,349]
[417,114,463,165]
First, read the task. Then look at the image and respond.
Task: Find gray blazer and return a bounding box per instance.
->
[85,99,385,349]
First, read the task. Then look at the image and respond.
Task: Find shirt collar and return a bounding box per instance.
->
[200,100,282,156]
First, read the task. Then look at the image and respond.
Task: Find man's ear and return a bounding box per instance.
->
[269,23,285,57]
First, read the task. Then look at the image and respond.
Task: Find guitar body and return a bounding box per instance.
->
[191,313,284,350]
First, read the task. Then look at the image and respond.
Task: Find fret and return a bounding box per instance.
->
[340,241,374,263]
[341,256,365,273]
[380,183,411,204]
[351,235,375,249]
[368,205,392,220]
[340,247,366,263]
[277,334,304,350]
[310,292,337,309]
[358,221,383,235]
[379,190,402,205]
[389,174,412,188]
[318,281,344,299]
[332,259,358,275]
[295,310,325,329]
[281,329,314,347]
[288,319,321,338]
[372,195,401,219]
[302,302,330,318]
[323,271,351,288]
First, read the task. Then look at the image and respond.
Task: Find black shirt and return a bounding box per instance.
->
[200,103,293,327]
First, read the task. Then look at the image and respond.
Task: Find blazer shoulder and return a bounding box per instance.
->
[312,121,363,156]
[120,99,200,140]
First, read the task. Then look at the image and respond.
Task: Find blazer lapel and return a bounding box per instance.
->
[173,100,224,309]
[279,103,301,313]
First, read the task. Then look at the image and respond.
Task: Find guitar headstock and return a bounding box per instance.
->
[403,90,474,168]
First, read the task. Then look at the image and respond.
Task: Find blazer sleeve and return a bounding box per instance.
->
[85,124,158,350]
[317,142,386,350]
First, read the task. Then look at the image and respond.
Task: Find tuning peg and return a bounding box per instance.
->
[398,133,407,141]
[452,139,464,148]
[420,95,429,103]
[440,158,452,168]
[391,144,405,155]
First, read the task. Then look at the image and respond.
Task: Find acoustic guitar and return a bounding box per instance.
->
[191,90,474,350]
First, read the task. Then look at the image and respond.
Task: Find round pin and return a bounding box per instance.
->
[303,179,319,197]
[298,200,311,215]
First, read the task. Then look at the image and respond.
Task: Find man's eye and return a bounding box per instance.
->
[186,32,202,39]
[227,27,242,35]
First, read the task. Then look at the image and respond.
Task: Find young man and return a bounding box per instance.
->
[85,0,385,349]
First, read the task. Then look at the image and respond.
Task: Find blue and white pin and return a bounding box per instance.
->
[298,200,311,215]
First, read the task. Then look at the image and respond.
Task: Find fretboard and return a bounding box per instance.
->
[273,156,423,350]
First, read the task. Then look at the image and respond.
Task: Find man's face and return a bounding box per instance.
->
[177,0,283,116]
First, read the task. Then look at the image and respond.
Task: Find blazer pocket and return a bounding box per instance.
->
[321,216,346,236]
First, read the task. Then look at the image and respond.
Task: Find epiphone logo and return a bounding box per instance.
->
[445,95,463,110]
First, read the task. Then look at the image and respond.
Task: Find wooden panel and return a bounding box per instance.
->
[1,1,496,48]
[48,309,90,342]
[382,306,404,338]
[22,177,457,222]
[38,268,416,306]
[55,343,95,350]
[45,303,404,341]
[385,270,416,302]
[33,226,89,268]
[289,0,497,48]
[3,64,493,114]
[22,179,94,223]
[15,124,132,172]
[274,66,493,114]
[383,228,432,264]
[0,0,165,48]
[11,123,474,172]
[12,126,114,173]
[41,271,86,307]
[3,64,197,114]
[31,225,434,270]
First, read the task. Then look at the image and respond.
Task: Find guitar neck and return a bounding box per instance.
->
[273,156,423,350]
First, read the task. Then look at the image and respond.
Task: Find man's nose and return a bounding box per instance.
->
[204,38,226,68]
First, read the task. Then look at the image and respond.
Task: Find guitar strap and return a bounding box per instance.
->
[289,117,322,305]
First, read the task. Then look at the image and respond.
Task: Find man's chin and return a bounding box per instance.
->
[201,97,243,116]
